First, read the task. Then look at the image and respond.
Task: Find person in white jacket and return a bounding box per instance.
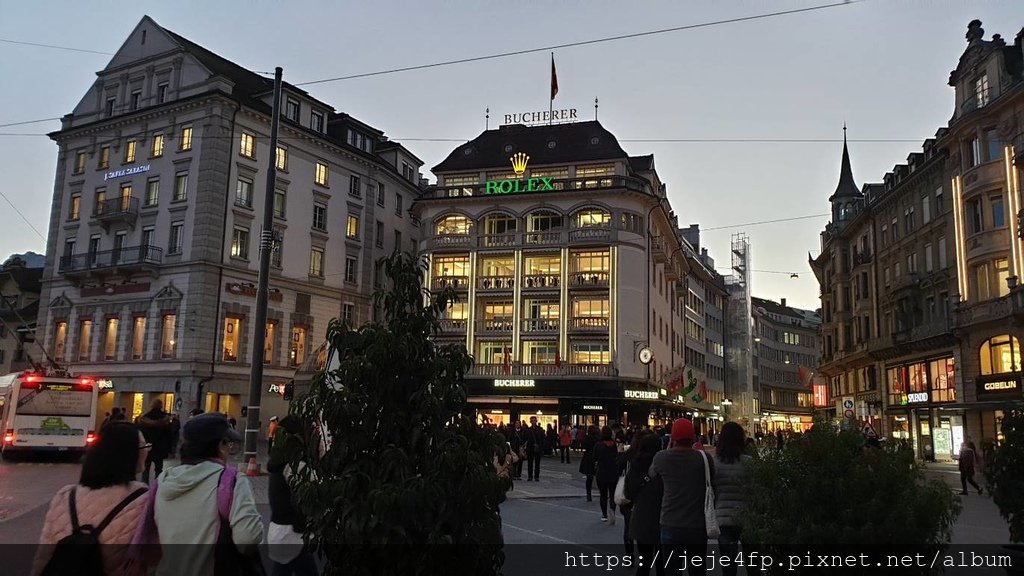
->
[152,412,264,575]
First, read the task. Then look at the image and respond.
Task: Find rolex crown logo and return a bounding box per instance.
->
[510,152,529,177]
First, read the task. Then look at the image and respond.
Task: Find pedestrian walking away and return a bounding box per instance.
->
[32,422,149,576]
[594,426,620,524]
[559,425,573,464]
[579,425,598,501]
[624,432,665,576]
[714,422,751,576]
[137,399,173,483]
[958,441,983,495]
[131,412,265,576]
[649,419,716,576]
[267,415,319,576]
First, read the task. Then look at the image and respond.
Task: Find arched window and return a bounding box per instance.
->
[574,208,610,228]
[483,213,517,235]
[980,334,1022,375]
[435,215,471,235]
[527,210,563,232]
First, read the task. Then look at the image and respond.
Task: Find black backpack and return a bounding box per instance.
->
[41,486,147,576]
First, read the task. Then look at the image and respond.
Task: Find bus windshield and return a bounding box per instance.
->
[17,383,93,417]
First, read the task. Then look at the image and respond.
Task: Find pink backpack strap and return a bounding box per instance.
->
[217,465,238,523]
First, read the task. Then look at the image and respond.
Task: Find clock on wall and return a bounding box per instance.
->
[638,346,653,365]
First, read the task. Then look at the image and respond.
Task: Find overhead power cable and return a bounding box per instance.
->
[0,37,113,56]
[702,213,830,231]
[0,189,46,241]
[0,132,930,144]
[293,1,859,86]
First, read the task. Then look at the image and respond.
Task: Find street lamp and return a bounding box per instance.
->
[722,398,733,422]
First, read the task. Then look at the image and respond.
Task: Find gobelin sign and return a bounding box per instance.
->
[485,153,556,195]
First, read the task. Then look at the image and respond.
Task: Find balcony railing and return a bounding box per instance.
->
[431,275,470,290]
[524,231,563,245]
[522,274,560,289]
[569,271,610,288]
[521,318,559,333]
[469,362,615,377]
[955,296,1015,328]
[438,318,468,333]
[652,236,668,263]
[59,245,163,276]
[479,233,518,248]
[93,196,139,229]
[428,234,473,250]
[477,275,515,291]
[568,227,612,244]
[570,317,609,331]
[477,319,514,333]
[423,175,651,199]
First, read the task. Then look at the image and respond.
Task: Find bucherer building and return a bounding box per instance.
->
[415,120,728,430]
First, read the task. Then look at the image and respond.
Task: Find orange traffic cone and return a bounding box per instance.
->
[246,457,259,477]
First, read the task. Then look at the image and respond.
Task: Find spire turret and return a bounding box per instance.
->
[829,126,863,224]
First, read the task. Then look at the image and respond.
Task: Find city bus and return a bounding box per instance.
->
[0,371,99,459]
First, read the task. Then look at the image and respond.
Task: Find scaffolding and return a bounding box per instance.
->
[725,233,756,432]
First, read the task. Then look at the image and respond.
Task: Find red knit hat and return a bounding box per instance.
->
[671,418,695,442]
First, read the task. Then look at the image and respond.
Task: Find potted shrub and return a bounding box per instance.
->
[288,252,509,576]
[984,409,1024,574]
[743,419,960,575]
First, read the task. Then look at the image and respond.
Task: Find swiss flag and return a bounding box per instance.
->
[550,54,558,101]
[503,345,511,375]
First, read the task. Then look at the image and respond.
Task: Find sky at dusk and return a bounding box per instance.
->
[1,0,1021,310]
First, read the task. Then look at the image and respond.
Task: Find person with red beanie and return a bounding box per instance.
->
[648,418,716,575]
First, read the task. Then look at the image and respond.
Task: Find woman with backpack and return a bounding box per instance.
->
[32,422,150,576]
[135,412,264,575]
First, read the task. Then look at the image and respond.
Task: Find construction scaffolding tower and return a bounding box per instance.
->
[725,233,756,432]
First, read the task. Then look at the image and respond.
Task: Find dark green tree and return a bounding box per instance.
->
[985,409,1024,543]
[742,420,960,575]
[288,252,508,576]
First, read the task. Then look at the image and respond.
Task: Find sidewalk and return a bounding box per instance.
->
[507,455,588,499]
[922,461,1012,545]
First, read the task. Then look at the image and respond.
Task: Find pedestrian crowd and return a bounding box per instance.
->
[31,403,317,576]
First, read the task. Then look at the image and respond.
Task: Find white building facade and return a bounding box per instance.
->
[39,17,423,425]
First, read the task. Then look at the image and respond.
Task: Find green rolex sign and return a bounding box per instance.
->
[483,152,556,195]
[485,177,555,195]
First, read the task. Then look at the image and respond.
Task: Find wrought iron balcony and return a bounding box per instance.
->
[479,233,518,248]
[59,245,163,279]
[427,234,472,250]
[92,197,139,229]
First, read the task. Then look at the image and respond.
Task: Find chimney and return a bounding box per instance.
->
[781,298,787,308]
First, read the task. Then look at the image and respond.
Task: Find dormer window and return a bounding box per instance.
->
[285,97,300,122]
[311,110,324,133]
[105,98,116,117]
[975,74,989,108]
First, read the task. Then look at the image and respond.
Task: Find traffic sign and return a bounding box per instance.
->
[843,398,854,410]
[862,424,877,438]
[844,409,854,419]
